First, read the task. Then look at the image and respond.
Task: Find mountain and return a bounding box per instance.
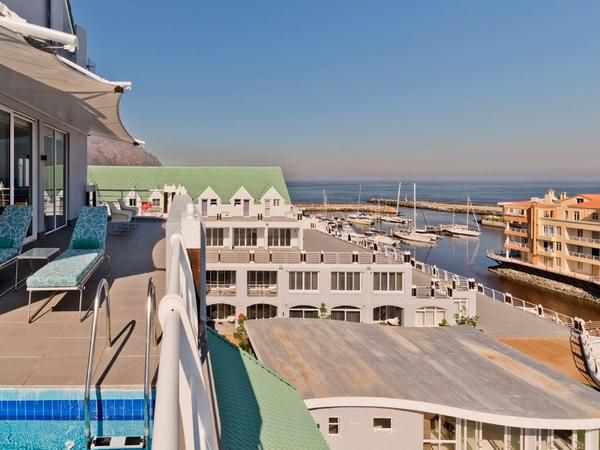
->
[88,136,161,166]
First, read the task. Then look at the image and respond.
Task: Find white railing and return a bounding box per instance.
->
[568,251,600,262]
[153,232,216,450]
[413,258,579,328]
[566,235,600,245]
[574,319,600,388]
[507,226,528,234]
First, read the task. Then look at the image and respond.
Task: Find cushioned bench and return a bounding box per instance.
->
[26,207,110,323]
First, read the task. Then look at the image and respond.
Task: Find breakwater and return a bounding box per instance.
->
[297,203,396,214]
[368,198,502,216]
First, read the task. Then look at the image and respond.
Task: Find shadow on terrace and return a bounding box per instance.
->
[0,219,166,386]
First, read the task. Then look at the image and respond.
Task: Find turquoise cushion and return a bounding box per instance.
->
[0,247,18,265]
[0,237,13,248]
[72,238,99,250]
[27,249,103,288]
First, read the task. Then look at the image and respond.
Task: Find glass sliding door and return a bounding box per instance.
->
[0,109,36,240]
[43,126,67,232]
[0,111,9,212]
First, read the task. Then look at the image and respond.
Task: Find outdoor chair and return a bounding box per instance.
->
[0,205,33,297]
[26,206,110,323]
[118,199,138,228]
[108,201,133,233]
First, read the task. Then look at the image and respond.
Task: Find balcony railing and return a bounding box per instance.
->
[206,285,236,296]
[507,226,528,234]
[568,252,600,262]
[207,250,399,265]
[247,284,278,297]
[505,240,528,249]
[566,235,600,245]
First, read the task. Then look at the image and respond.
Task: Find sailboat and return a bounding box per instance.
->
[445,196,481,237]
[393,183,437,243]
[382,182,410,224]
[348,184,375,225]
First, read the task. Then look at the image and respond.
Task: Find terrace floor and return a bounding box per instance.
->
[0,220,166,387]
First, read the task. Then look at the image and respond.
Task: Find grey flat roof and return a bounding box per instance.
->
[246,319,600,423]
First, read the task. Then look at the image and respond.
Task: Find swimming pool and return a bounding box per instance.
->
[0,388,154,450]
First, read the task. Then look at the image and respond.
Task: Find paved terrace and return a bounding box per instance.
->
[412,268,595,386]
[0,221,165,386]
[247,319,600,422]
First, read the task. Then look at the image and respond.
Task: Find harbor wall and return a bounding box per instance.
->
[367,198,502,215]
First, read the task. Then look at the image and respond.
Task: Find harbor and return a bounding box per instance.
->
[315,204,600,322]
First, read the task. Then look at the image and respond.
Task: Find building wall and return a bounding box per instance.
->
[309,406,423,450]
[502,197,600,281]
[205,261,474,325]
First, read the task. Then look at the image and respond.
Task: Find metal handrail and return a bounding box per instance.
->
[144,277,159,444]
[84,279,112,447]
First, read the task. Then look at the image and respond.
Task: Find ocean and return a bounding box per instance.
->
[287,180,600,205]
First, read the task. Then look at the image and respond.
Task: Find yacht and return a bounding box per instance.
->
[445,196,481,237]
[394,183,436,243]
[348,212,375,225]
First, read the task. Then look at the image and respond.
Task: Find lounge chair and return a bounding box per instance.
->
[26,207,110,323]
[108,201,133,233]
[0,205,33,297]
[118,199,138,227]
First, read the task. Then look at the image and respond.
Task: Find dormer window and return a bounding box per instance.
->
[577,198,584,203]
[210,199,217,206]
[273,199,280,207]
[234,199,241,206]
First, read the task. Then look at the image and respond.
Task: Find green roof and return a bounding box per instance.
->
[207,329,328,450]
[87,166,291,204]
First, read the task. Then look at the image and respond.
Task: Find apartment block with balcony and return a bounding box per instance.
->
[491,189,600,284]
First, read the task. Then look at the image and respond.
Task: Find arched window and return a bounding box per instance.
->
[247,304,278,320]
[207,303,236,321]
[289,305,319,319]
[331,305,361,323]
[373,306,403,324]
[415,307,446,327]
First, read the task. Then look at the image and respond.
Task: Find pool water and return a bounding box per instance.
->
[0,389,153,450]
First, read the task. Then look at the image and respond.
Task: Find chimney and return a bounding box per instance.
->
[560,192,567,200]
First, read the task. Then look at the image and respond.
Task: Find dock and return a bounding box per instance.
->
[368,198,502,215]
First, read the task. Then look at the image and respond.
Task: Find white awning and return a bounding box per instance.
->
[0,24,137,143]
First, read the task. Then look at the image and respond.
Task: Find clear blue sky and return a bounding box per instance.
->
[75,1,600,180]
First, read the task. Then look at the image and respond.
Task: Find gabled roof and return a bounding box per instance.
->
[88,166,291,204]
[207,329,327,450]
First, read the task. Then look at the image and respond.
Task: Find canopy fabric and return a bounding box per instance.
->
[0,25,135,143]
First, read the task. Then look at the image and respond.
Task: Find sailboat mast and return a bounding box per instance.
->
[396,182,401,216]
[466,196,469,230]
[413,183,417,230]
[358,184,362,204]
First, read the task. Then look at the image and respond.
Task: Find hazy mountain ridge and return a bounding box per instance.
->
[88,136,161,166]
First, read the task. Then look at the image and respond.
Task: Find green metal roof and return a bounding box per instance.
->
[207,329,328,450]
[87,166,291,204]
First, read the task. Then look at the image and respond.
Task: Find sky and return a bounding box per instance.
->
[74,1,600,180]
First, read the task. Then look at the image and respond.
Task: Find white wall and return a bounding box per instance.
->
[310,406,423,450]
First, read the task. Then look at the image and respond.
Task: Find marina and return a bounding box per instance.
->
[322,205,600,321]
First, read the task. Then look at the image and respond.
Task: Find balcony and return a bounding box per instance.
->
[247,284,278,297]
[565,235,600,247]
[566,252,600,265]
[504,239,529,251]
[0,220,164,386]
[506,226,528,236]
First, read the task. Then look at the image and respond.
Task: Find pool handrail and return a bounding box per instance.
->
[83,278,112,446]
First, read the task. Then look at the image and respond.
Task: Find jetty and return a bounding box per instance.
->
[297,203,396,214]
[368,197,502,215]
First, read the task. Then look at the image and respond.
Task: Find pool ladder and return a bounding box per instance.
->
[83,278,159,449]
